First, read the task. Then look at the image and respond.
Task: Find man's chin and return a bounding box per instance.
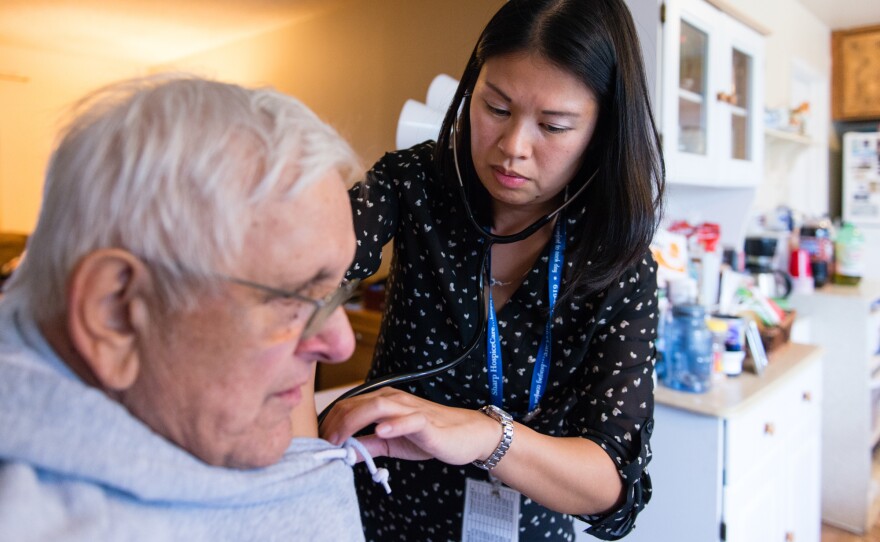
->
[220,430,292,470]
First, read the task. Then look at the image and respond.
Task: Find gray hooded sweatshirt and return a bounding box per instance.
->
[0,297,366,541]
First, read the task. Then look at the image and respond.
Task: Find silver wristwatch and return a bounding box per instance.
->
[472,404,514,470]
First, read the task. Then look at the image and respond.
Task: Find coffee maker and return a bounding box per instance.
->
[743,236,792,299]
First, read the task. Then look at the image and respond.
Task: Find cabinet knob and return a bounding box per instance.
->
[764,422,776,436]
[802,391,813,402]
[785,531,795,542]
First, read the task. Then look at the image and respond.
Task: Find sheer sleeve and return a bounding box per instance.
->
[569,253,658,540]
[346,152,402,281]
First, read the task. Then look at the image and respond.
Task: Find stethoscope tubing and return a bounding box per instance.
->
[317,247,490,425]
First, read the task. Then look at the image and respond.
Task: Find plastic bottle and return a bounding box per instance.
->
[833,222,865,285]
[705,317,728,383]
[661,304,713,393]
[654,290,670,386]
[799,219,834,287]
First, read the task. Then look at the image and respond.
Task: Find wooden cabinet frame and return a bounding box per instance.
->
[832,24,880,121]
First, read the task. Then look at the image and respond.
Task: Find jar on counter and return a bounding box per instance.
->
[833,222,865,286]
[661,303,714,393]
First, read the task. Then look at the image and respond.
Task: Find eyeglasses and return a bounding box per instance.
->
[222,276,361,339]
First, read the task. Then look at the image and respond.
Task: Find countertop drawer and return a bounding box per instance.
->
[724,356,821,485]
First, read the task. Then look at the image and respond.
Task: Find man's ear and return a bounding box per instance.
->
[66,249,153,391]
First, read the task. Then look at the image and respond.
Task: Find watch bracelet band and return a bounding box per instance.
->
[472,405,514,470]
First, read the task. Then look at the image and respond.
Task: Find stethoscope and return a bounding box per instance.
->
[317,103,596,425]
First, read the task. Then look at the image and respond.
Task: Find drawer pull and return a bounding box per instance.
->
[785,531,795,541]
[764,423,776,436]
[802,391,812,402]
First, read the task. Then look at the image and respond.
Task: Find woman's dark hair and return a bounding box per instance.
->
[435,0,665,300]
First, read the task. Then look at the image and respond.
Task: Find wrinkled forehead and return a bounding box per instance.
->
[233,169,355,286]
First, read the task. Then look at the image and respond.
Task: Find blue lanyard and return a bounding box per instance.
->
[486,219,566,412]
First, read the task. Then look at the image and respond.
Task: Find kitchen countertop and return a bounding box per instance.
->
[655,342,823,417]
[807,279,880,304]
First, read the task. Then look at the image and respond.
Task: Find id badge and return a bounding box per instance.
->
[462,477,520,542]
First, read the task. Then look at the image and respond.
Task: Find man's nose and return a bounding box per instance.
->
[296,307,356,364]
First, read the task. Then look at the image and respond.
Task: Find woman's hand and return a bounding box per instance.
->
[321,388,626,516]
[319,388,500,465]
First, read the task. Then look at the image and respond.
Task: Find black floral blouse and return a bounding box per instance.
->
[346,141,656,541]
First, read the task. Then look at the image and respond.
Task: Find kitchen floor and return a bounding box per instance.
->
[823,521,880,542]
[823,449,880,541]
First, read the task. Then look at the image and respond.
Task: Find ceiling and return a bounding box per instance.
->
[796,0,880,31]
[0,0,878,68]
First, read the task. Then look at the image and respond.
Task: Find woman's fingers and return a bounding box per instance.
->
[374,409,426,438]
[320,389,500,465]
[357,431,433,462]
[320,389,416,444]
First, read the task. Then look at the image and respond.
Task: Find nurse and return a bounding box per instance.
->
[322,0,665,539]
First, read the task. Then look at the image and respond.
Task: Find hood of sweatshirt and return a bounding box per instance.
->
[0,297,356,507]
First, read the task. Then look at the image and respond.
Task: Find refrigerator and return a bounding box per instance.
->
[842,131,880,280]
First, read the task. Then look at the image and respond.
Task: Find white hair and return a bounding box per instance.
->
[4,74,360,319]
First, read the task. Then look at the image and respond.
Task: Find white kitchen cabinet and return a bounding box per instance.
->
[789,281,880,534]
[618,344,822,542]
[722,352,822,542]
[660,0,764,186]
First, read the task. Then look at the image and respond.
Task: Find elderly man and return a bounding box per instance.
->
[0,76,368,540]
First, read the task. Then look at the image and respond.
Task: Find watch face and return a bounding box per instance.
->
[474,404,514,470]
[483,404,512,421]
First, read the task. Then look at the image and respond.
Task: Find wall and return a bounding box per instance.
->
[0,0,504,236]
[157,0,505,169]
[625,0,660,110]
[727,0,832,221]
[0,46,146,233]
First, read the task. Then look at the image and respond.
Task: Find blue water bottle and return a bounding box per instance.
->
[662,303,713,393]
[654,292,669,384]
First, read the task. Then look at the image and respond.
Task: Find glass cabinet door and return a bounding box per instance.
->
[722,12,765,184]
[661,0,764,186]
[729,47,753,161]
[678,21,709,155]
